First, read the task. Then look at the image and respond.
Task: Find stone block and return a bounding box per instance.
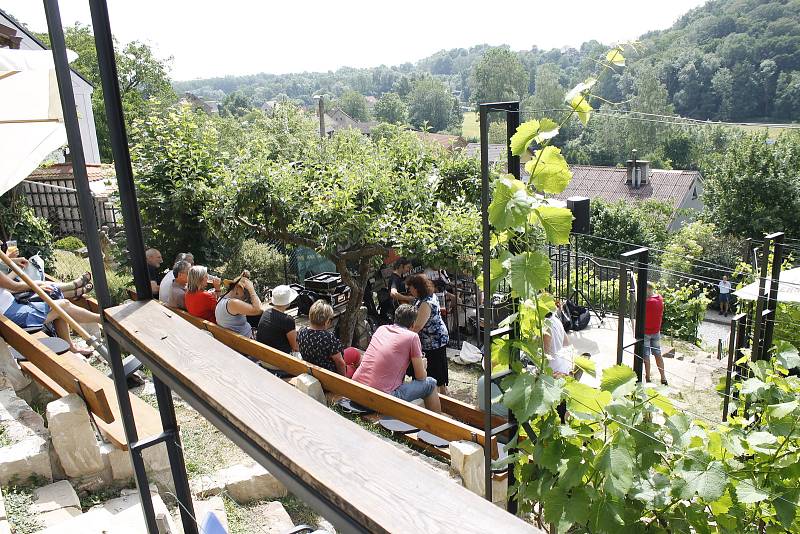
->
[32,480,80,512]
[192,496,228,533]
[0,430,53,485]
[257,501,294,534]
[100,443,133,482]
[0,340,31,393]
[491,475,508,506]
[449,440,485,496]
[142,442,170,473]
[46,394,104,478]
[190,474,225,499]
[38,507,82,528]
[218,463,287,504]
[289,374,326,404]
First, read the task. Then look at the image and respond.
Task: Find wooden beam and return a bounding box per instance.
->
[169,306,498,458]
[0,315,113,423]
[105,300,537,534]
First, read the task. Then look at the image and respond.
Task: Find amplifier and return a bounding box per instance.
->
[304,272,342,292]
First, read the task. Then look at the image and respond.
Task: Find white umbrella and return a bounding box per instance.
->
[0,48,77,197]
[734,267,800,303]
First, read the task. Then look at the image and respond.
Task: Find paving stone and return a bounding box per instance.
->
[37,507,82,528]
[449,440,484,496]
[0,340,31,392]
[257,501,294,534]
[192,495,228,532]
[218,463,287,504]
[189,473,224,498]
[46,394,104,478]
[0,389,53,486]
[32,480,80,513]
[99,443,133,482]
[289,374,326,404]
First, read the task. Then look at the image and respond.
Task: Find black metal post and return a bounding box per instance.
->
[751,236,772,362]
[722,313,745,421]
[621,248,648,382]
[506,106,520,180]
[87,0,151,300]
[616,260,627,365]
[762,232,784,354]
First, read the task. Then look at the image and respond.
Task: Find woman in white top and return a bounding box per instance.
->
[543,304,572,377]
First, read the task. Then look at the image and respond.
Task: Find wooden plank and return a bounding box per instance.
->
[20,361,68,396]
[0,314,114,423]
[440,394,507,430]
[168,306,498,458]
[105,300,537,534]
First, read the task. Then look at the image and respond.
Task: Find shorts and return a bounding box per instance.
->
[424,345,449,386]
[719,293,730,303]
[643,333,661,361]
[392,377,437,402]
[4,300,50,329]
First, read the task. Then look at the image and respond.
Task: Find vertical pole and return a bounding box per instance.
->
[317,96,326,139]
[722,314,741,421]
[153,377,199,534]
[751,237,772,362]
[478,103,493,503]
[617,260,627,365]
[506,104,520,180]
[717,338,723,361]
[87,0,151,300]
[762,232,784,354]
[633,250,649,382]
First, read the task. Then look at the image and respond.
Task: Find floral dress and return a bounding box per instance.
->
[415,294,449,351]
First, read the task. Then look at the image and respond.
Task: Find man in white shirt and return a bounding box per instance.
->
[159,252,193,303]
[718,275,732,317]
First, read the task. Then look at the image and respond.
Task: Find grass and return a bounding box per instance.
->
[0,423,12,448]
[176,403,250,478]
[222,494,322,534]
[462,111,479,141]
[79,485,128,511]
[3,486,43,534]
[51,249,133,305]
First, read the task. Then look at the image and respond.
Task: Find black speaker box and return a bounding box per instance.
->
[567,196,590,234]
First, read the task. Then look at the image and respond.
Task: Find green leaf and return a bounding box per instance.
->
[491,336,511,369]
[573,355,596,378]
[509,251,551,296]
[502,373,562,421]
[509,119,540,156]
[488,176,531,231]
[746,431,778,452]
[565,380,610,417]
[558,456,588,489]
[564,486,591,524]
[600,365,637,397]
[569,95,593,126]
[678,462,727,501]
[534,118,560,144]
[773,489,799,528]
[776,342,800,370]
[596,442,634,498]
[740,377,767,395]
[735,480,769,504]
[644,388,677,416]
[542,485,568,526]
[526,146,572,194]
[533,206,573,245]
[768,400,798,419]
[606,47,626,66]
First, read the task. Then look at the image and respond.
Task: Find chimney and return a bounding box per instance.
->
[625,150,650,189]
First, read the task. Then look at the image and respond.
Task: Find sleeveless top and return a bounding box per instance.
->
[215,297,253,338]
[415,294,449,351]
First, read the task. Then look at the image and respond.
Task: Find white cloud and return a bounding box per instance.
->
[1,0,708,80]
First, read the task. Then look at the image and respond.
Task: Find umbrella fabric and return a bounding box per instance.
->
[734,267,800,303]
[0,49,77,197]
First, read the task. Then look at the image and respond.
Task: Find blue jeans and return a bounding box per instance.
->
[392,377,437,402]
[643,333,661,361]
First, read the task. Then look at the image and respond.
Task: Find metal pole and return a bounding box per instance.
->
[751,236,772,362]
[478,102,493,503]
[762,232,784,354]
[87,0,151,300]
[721,314,742,422]
[504,105,518,516]
[616,260,627,365]
[506,105,520,179]
[317,96,326,139]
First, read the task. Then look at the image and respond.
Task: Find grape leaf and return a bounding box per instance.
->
[597,443,634,498]
[526,146,572,194]
[534,118,560,144]
[533,206,573,245]
[569,96,593,126]
[606,47,626,66]
[509,251,551,296]
[740,377,767,395]
[509,119,540,156]
[565,380,610,417]
[573,355,596,378]
[600,365,637,397]
[488,176,530,230]
[768,400,798,419]
[735,480,768,504]
[678,461,727,501]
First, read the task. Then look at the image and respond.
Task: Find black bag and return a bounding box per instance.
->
[563,299,591,331]
[296,289,321,316]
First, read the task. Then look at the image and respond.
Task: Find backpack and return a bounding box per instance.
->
[563,299,591,331]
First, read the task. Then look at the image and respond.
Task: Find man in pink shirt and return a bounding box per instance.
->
[353,304,441,413]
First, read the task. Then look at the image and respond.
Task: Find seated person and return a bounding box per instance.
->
[166,260,191,310]
[145,248,164,298]
[0,268,100,356]
[543,301,573,378]
[159,252,193,303]
[352,304,441,412]
[215,272,263,338]
[297,300,346,375]
[184,265,221,322]
[4,251,93,298]
[256,285,299,354]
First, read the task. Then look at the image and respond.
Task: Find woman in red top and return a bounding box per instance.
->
[184,265,221,322]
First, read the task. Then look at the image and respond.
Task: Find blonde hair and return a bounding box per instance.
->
[308,299,334,327]
[187,265,208,293]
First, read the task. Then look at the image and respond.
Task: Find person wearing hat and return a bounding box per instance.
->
[215,271,263,338]
[256,284,299,354]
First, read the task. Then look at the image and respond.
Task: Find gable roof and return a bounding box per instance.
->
[28,163,115,183]
[556,165,702,208]
[464,143,506,164]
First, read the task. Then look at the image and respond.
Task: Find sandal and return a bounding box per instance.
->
[73,283,93,298]
[73,272,92,289]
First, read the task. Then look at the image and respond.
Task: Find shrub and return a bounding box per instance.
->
[54,236,85,252]
[0,192,54,263]
[656,282,710,343]
[220,239,287,295]
[51,250,132,306]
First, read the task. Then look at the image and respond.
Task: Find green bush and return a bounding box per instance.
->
[51,250,133,306]
[54,236,85,252]
[220,239,287,295]
[0,192,54,263]
[656,282,710,343]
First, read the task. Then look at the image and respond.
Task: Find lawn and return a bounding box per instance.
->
[736,122,797,139]
[462,111,479,141]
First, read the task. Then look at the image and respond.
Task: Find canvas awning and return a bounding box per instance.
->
[734,267,800,303]
[0,48,77,197]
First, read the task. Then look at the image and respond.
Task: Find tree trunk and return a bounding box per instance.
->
[335,256,372,347]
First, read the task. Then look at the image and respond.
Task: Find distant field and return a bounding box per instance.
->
[462,112,479,141]
[736,123,797,139]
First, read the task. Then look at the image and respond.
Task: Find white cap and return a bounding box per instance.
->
[271,285,298,306]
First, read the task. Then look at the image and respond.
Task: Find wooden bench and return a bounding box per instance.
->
[105,300,538,534]
[0,312,161,450]
[166,305,502,458]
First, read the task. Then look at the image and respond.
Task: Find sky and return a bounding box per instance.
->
[2,0,708,81]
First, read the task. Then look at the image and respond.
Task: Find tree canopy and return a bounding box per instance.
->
[407,77,460,132]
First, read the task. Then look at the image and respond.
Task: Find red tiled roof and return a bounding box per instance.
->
[27,163,116,183]
[555,165,701,208]
[415,132,466,149]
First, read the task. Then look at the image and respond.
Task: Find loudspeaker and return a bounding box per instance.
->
[567,196,590,234]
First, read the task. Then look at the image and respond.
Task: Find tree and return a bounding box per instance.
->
[661,221,742,285]
[373,92,407,124]
[336,90,370,121]
[407,78,460,132]
[774,71,800,120]
[585,199,673,259]
[218,92,254,118]
[702,132,800,238]
[469,47,527,106]
[227,127,479,345]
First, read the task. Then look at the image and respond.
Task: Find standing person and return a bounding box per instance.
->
[159,252,193,303]
[256,285,299,354]
[167,260,191,310]
[406,274,449,394]
[215,272,263,338]
[718,275,732,317]
[184,265,221,323]
[644,282,668,385]
[297,300,346,375]
[353,304,441,412]
[145,248,164,298]
[388,258,413,311]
